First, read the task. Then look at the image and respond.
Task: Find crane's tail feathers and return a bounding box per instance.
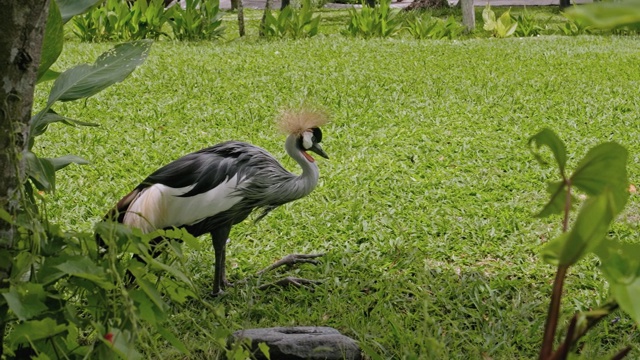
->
[277,107,329,136]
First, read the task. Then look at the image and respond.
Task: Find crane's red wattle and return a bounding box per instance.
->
[302,151,315,162]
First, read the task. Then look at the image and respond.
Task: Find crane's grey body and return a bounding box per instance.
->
[109,127,327,296]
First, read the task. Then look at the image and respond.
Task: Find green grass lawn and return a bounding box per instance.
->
[36,11,640,359]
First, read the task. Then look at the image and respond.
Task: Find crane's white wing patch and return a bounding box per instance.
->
[123,175,244,233]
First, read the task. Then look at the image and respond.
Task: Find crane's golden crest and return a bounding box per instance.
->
[277,108,329,136]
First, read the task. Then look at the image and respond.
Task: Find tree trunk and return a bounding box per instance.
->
[260,0,274,37]
[559,0,571,9]
[0,1,50,355]
[461,0,475,32]
[280,0,290,10]
[237,0,245,36]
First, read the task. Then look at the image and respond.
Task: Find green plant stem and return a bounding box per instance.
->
[561,179,571,233]
[549,302,620,360]
[0,304,7,358]
[540,264,569,360]
[555,313,577,360]
[540,180,573,360]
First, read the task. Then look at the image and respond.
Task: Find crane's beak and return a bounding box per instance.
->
[309,143,329,159]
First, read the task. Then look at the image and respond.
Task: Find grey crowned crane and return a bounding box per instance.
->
[104,109,329,296]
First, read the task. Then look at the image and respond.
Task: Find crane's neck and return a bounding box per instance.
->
[283,133,320,201]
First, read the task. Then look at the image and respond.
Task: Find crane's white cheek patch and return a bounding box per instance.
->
[302,131,313,150]
[122,175,244,233]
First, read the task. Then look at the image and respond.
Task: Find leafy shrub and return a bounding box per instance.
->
[73,0,224,42]
[563,0,640,32]
[72,0,170,42]
[512,9,546,37]
[129,0,171,39]
[556,16,594,36]
[404,13,463,40]
[482,4,517,38]
[2,213,199,359]
[72,0,129,42]
[0,2,205,358]
[261,0,321,39]
[168,0,226,41]
[343,0,403,38]
[529,129,640,359]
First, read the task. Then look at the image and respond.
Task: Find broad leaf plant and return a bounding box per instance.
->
[529,128,639,360]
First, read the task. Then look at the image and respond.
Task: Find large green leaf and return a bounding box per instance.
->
[146,257,193,285]
[56,256,115,290]
[571,142,628,213]
[114,329,144,360]
[39,69,61,84]
[30,109,99,139]
[157,327,190,355]
[610,278,640,325]
[46,155,90,171]
[595,239,640,287]
[130,290,164,325]
[38,256,69,286]
[136,277,168,312]
[564,0,640,30]
[528,128,567,177]
[529,129,573,218]
[541,232,569,266]
[536,180,572,218]
[24,152,87,192]
[56,0,103,23]
[155,228,202,250]
[542,189,618,266]
[25,151,56,191]
[563,190,617,265]
[1,283,48,321]
[6,318,68,346]
[37,0,64,84]
[47,40,152,106]
[482,5,497,31]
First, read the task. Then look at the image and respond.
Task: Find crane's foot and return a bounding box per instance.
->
[209,289,224,297]
[219,254,325,295]
[256,253,325,275]
[209,278,233,298]
[254,253,324,292]
[258,277,322,291]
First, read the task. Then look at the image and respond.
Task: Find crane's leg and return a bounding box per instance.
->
[210,226,232,297]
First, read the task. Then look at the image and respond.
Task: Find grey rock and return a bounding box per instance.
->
[230,326,362,360]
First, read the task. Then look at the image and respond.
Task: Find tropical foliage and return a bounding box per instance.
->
[260,0,321,38]
[1,1,201,358]
[530,129,639,359]
[73,0,224,42]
